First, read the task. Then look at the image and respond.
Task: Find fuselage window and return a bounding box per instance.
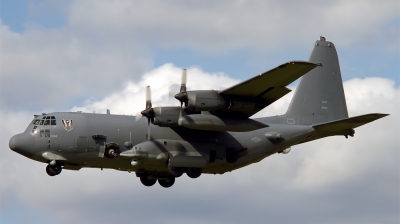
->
[40,129,50,137]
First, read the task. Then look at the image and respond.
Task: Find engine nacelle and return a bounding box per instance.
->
[152,106,181,127]
[185,90,227,111]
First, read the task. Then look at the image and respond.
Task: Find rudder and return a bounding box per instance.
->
[284,36,348,125]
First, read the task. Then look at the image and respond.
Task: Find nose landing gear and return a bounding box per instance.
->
[46,164,62,176]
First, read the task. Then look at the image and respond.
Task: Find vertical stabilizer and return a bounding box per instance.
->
[284,36,348,125]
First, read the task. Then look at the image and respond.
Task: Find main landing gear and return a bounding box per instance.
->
[46,164,62,176]
[139,174,176,188]
[139,167,202,188]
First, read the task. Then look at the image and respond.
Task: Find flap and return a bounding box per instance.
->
[312,113,389,131]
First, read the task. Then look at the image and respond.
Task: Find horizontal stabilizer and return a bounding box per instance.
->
[312,113,389,131]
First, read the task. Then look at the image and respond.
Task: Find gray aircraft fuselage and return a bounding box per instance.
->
[13,112,311,175]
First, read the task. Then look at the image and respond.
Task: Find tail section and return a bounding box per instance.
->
[284,36,348,125]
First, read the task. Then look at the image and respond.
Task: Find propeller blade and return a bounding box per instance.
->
[180,68,187,93]
[147,119,151,141]
[145,85,152,109]
[174,68,188,107]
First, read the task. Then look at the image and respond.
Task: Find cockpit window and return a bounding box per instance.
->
[32,116,57,126]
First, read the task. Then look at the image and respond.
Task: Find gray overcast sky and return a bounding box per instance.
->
[1,1,399,223]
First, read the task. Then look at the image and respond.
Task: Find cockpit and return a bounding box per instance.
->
[32,116,57,126]
[31,116,57,136]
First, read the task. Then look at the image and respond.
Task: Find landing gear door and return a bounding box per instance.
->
[98,142,105,158]
[92,135,107,158]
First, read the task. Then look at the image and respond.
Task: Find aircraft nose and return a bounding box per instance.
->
[9,133,35,157]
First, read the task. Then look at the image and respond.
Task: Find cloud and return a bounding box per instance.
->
[0,19,152,112]
[2,63,398,223]
[68,0,399,52]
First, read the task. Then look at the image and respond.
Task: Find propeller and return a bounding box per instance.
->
[140,86,154,140]
[174,68,188,108]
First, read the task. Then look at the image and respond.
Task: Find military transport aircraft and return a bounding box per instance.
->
[9,37,388,188]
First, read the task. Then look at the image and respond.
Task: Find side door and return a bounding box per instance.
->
[76,136,88,154]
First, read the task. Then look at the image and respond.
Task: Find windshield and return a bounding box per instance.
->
[32,116,57,126]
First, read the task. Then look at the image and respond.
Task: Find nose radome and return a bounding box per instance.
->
[9,133,35,157]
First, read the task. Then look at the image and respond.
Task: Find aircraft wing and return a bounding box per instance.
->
[217,61,319,117]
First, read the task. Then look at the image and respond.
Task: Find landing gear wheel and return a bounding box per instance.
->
[167,165,184,177]
[185,168,202,179]
[140,175,157,187]
[105,142,119,158]
[46,164,62,176]
[158,177,175,188]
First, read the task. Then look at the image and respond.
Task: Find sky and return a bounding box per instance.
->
[0,0,399,223]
